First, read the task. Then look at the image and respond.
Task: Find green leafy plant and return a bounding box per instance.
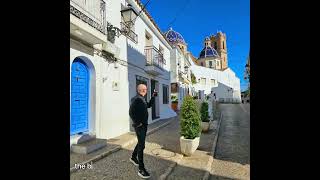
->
[180,96,201,139]
[200,101,209,122]
[191,72,197,85]
[171,95,178,103]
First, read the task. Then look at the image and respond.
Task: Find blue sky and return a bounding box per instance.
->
[140,0,250,91]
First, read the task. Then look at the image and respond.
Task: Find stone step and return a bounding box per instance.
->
[71,138,107,154]
[77,134,96,144]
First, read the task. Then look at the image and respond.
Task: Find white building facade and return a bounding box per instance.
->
[165,28,193,110]
[70,0,176,146]
[126,0,176,123]
[190,61,241,102]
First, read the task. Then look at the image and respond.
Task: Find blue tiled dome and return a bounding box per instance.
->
[199,37,219,59]
[199,46,219,59]
[164,27,186,45]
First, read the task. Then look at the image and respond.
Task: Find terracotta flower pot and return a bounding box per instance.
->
[171,102,178,111]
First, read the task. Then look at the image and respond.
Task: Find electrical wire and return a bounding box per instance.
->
[133,0,152,23]
[166,0,192,29]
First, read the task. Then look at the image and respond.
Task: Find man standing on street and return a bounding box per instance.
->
[129,83,157,179]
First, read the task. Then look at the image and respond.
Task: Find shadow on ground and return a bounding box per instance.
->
[70,147,238,180]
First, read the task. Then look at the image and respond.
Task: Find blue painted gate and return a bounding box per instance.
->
[71,60,89,135]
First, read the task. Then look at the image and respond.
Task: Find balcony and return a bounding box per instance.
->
[120,22,138,43]
[70,0,107,45]
[144,46,166,76]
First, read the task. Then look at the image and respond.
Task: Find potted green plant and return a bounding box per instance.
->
[171,95,178,111]
[180,96,201,156]
[200,101,210,132]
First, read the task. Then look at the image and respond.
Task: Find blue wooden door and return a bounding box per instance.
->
[71,61,89,135]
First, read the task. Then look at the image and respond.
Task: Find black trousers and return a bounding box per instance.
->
[132,124,148,170]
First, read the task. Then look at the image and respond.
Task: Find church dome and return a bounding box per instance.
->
[164,27,186,45]
[199,37,219,59]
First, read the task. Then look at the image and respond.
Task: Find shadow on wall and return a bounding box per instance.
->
[126,43,172,132]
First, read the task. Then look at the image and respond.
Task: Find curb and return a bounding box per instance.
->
[202,112,223,180]
[202,156,214,180]
[159,153,183,180]
[70,116,176,174]
[211,112,223,157]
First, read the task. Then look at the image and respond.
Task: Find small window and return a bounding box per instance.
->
[211,79,215,85]
[214,42,217,50]
[145,31,152,47]
[201,78,206,85]
[209,61,213,67]
[145,34,151,40]
[223,41,225,49]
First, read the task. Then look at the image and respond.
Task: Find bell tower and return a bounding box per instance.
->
[210,31,228,70]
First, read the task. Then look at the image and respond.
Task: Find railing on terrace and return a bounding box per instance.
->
[70,0,107,35]
[120,22,138,43]
[144,46,166,70]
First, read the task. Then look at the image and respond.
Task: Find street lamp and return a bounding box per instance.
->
[120,4,139,29]
[107,4,139,43]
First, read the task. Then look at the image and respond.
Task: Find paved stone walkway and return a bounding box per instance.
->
[71,111,219,180]
[71,117,182,180]
[70,117,174,169]
[209,103,250,180]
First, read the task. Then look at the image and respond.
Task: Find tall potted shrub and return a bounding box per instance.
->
[180,96,201,156]
[200,101,210,132]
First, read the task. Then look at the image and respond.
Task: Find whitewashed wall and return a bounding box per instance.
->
[190,56,241,100]
[126,0,176,123]
[70,0,131,140]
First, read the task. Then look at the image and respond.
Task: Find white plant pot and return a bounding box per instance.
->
[180,136,200,156]
[201,122,210,132]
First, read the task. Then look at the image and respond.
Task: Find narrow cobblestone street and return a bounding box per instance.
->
[70,117,181,180]
[209,103,250,180]
[70,103,250,180]
[71,112,218,180]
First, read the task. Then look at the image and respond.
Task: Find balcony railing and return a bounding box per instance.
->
[145,46,166,70]
[120,22,138,43]
[70,0,107,35]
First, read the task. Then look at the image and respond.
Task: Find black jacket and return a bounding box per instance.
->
[129,94,155,127]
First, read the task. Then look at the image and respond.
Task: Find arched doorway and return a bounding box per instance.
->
[71,59,89,135]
